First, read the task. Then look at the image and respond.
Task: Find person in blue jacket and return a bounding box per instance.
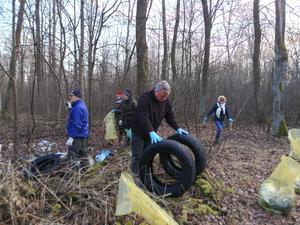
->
[203,95,233,144]
[66,88,89,168]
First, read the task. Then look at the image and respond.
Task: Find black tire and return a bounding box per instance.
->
[160,134,207,177]
[28,154,60,176]
[139,139,196,197]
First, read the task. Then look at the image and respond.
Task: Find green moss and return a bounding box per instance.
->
[224,187,235,193]
[178,206,189,224]
[195,178,213,196]
[20,182,36,196]
[115,222,122,225]
[51,203,61,213]
[276,119,288,137]
[124,220,134,225]
[279,83,284,92]
[86,161,106,174]
[214,179,224,189]
[195,204,218,217]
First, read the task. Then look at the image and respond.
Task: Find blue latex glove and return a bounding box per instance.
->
[203,117,208,124]
[176,128,189,135]
[149,131,163,144]
[228,118,233,123]
[125,128,132,140]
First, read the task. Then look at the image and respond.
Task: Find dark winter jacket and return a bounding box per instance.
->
[67,99,89,138]
[131,89,179,139]
[120,98,137,129]
[206,102,231,122]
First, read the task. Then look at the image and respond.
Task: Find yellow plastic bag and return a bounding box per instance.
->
[115,172,178,225]
[258,156,300,214]
[295,175,300,194]
[288,129,300,161]
[104,111,118,142]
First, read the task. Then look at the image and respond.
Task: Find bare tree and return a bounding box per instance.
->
[35,0,43,99]
[253,0,262,122]
[79,0,85,95]
[122,0,136,86]
[271,0,288,136]
[170,0,180,101]
[200,0,222,116]
[86,0,120,124]
[136,0,150,96]
[161,0,168,80]
[3,0,26,158]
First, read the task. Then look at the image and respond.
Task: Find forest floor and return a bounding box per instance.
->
[0,119,299,225]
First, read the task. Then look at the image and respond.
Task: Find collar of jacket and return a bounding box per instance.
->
[71,99,81,106]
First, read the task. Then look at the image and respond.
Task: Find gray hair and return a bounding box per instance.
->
[154,80,170,93]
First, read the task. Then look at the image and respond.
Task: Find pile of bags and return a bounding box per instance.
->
[258,129,300,214]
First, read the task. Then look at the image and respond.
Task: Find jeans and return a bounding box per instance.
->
[214,120,224,140]
[131,132,150,175]
[67,138,89,168]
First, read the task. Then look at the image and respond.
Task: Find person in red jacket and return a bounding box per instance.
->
[130,80,188,175]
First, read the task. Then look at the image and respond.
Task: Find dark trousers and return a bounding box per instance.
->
[67,138,88,168]
[131,132,150,175]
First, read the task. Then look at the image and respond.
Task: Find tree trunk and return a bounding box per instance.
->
[161,0,168,80]
[253,0,262,122]
[136,0,149,96]
[170,0,180,101]
[79,0,85,96]
[11,0,24,159]
[35,0,43,98]
[200,0,211,116]
[271,0,288,136]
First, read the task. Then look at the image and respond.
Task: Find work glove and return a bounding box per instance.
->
[119,120,123,126]
[149,131,163,144]
[203,117,208,124]
[65,137,74,146]
[228,118,234,123]
[66,101,72,109]
[125,128,132,140]
[176,128,189,135]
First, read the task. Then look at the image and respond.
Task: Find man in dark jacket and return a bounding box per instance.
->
[66,88,89,168]
[120,89,136,144]
[131,80,189,175]
[203,95,233,144]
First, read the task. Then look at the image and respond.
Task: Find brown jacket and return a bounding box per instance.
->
[131,89,179,139]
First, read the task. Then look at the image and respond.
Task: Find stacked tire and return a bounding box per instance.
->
[139,134,207,197]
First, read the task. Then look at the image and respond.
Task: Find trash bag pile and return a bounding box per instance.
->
[258,129,300,215]
[258,156,300,214]
[288,129,300,161]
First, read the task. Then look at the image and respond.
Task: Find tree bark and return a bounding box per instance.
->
[79,0,85,96]
[271,0,288,136]
[136,0,149,96]
[161,0,168,80]
[253,0,262,122]
[170,0,180,101]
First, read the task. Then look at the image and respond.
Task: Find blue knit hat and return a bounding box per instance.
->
[71,88,82,98]
[123,89,132,98]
